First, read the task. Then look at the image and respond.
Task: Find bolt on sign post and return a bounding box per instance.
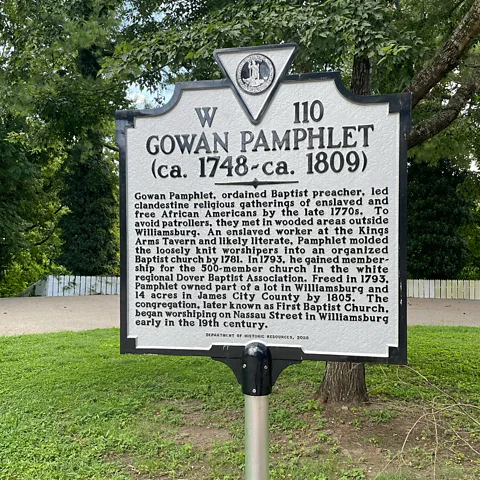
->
[116,44,410,479]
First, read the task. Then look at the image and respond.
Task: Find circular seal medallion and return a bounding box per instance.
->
[236,54,275,95]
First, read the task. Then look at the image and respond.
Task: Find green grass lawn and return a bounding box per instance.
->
[0,326,479,479]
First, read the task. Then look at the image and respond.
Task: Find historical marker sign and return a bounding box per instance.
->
[116,44,410,364]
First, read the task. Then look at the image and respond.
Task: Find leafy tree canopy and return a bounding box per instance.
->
[0,113,61,277]
[0,0,128,290]
[407,158,474,279]
[105,0,480,167]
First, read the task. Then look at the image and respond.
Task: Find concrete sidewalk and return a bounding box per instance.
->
[0,296,120,336]
[407,297,480,327]
[0,296,478,336]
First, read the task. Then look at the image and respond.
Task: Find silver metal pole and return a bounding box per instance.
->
[245,394,269,480]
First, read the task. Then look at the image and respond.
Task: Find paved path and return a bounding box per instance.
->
[408,297,480,327]
[0,296,120,336]
[0,296,478,336]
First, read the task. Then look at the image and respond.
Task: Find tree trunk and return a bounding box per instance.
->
[317,362,368,404]
[316,54,371,404]
[350,54,372,96]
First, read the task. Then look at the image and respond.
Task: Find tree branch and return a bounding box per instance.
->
[25,205,65,232]
[102,142,120,153]
[405,0,480,108]
[408,69,480,148]
[34,226,58,247]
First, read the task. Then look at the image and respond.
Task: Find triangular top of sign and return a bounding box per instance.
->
[214,44,298,125]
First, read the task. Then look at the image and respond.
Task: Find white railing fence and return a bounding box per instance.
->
[22,275,120,297]
[406,279,480,300]
[21,276,480,299]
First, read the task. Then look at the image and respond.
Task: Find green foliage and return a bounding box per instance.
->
[407,159,473,279]
[58,131,119,275]
[106,0,480,173]
[108,0,474,101]
[0,114,40,273]
[364,407,395,424]
[0,0,127,292]
[339,468,366,480]
[106,0,422,93]
[459,173,480,278]
[0,112,64,292]
[459,208,480,279]
[0,244,67,297]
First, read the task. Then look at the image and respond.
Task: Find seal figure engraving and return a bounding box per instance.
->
[236,54,275,94]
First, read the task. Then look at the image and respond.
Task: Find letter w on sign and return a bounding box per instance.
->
[195,107,217,127]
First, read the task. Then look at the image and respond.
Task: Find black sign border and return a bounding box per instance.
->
[116,71,410,367]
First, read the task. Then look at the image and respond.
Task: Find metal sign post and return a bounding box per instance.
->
[245,394,269,479]
[242,342,271,479]
[116,43,410,477]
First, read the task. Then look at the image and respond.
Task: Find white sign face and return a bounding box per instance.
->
[117,44,409,363]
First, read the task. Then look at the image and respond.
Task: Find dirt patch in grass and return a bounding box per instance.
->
[113,455,210,480]
[315,399,480,478]
[176,401,235,447]
[113,396,479,479]
[175,424,232,447]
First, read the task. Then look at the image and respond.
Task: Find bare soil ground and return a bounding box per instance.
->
[115,397,480,479]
